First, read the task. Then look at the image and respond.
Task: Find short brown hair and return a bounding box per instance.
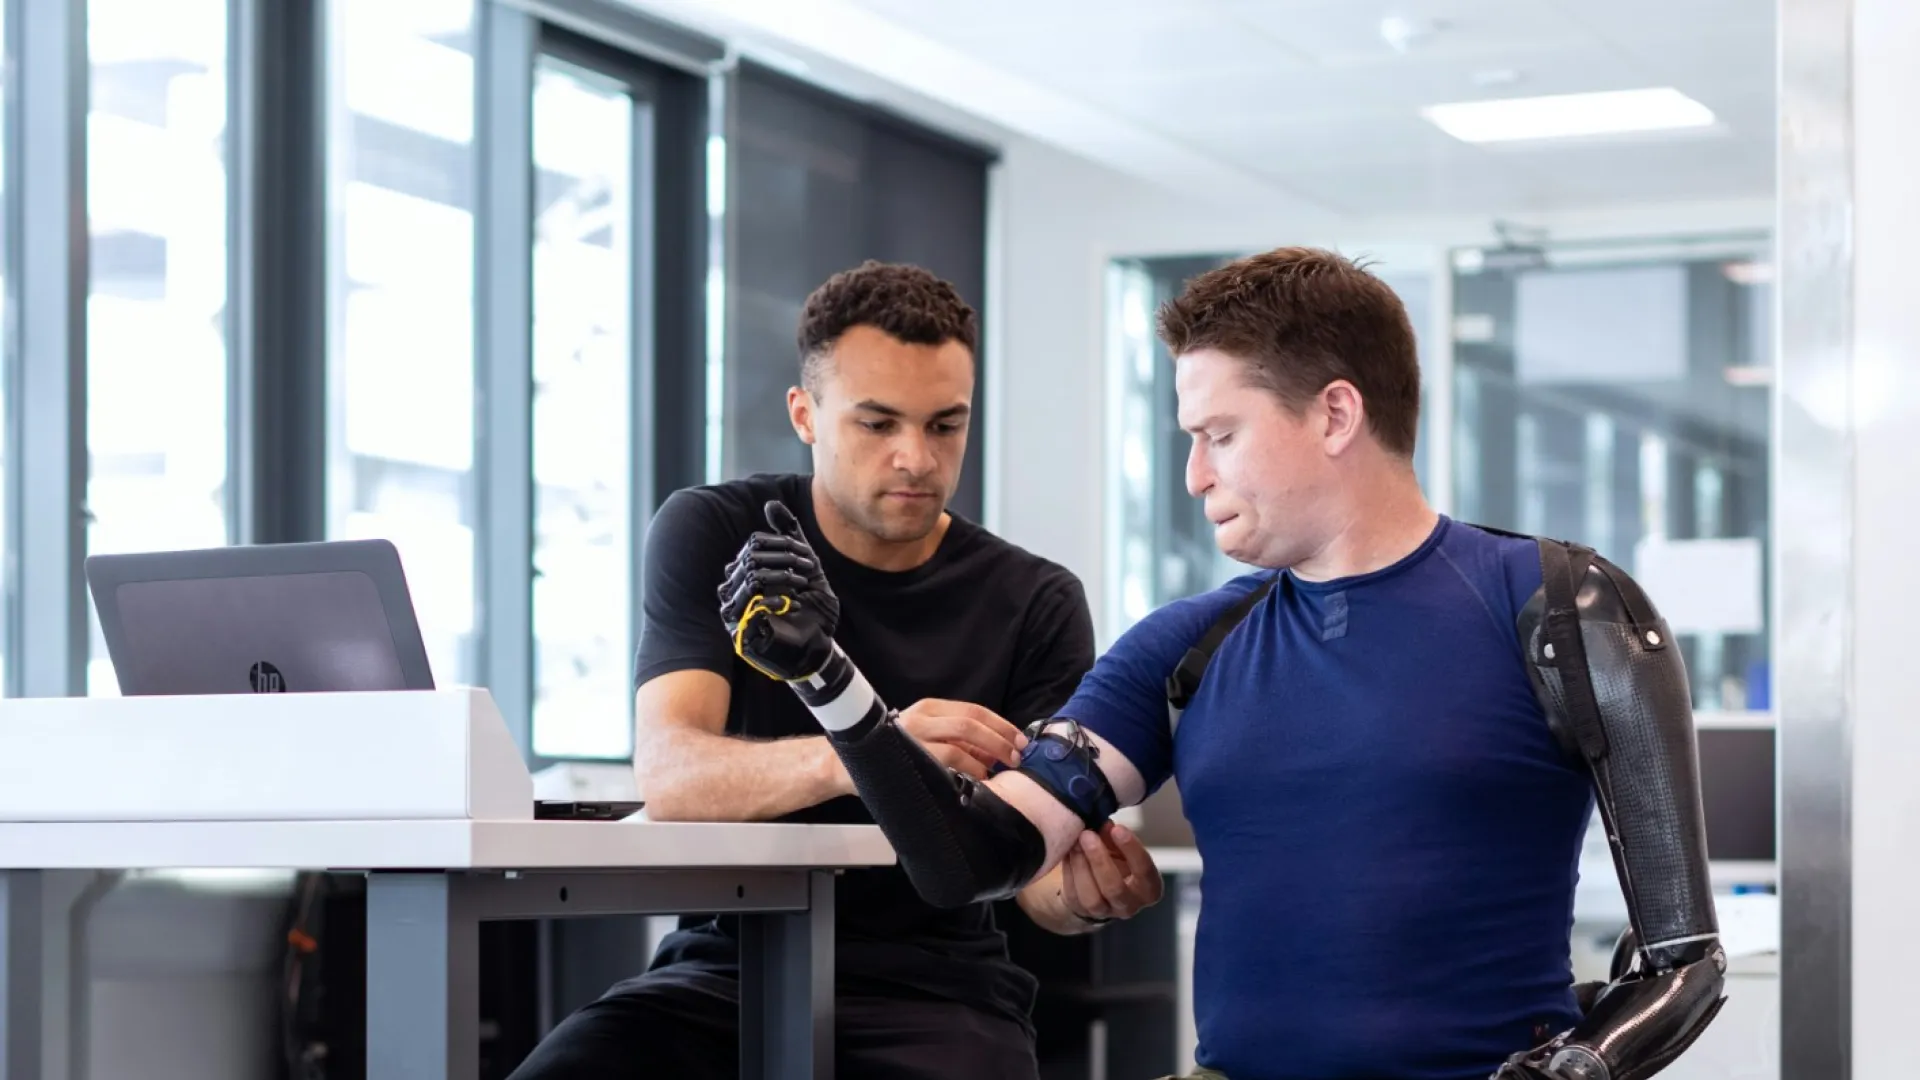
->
[798,260,977,392]
[1156,247,1421,457]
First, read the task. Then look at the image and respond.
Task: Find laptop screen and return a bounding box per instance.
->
[88,540,435,697]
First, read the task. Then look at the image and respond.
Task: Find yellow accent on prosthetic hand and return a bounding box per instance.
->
[731,594,797,681]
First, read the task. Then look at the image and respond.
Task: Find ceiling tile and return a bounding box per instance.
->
[1616,24,1775,95]
[960,7,1311,83]
[847,0,1241,50]
[813,0,1777,220]
[1203,111,1490,174]
[1522,134,1776,204]
[1075,43,1646,129]
[1265,155,1567,217]
[1550,0,1774,41]
[1214,0,1594,65]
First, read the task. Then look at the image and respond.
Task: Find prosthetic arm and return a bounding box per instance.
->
[1494,540,1727,1080]
[717,502,1117,909]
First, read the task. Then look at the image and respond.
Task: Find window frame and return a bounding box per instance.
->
[6,0,91,698]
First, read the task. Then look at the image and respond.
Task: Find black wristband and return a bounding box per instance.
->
[1012,719,1119,830]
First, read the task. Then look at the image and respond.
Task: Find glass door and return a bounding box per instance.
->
[528,39,645,760]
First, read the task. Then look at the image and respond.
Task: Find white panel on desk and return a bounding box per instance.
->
[0,688,531,822]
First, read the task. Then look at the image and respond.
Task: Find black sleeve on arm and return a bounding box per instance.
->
[634,490,741,687]
[1002,572,1097,724]
[777,643,1053,908]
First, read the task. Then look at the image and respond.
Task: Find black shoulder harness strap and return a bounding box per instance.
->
[1533,530,1667,767]
[1163,576,1276,728]
[1536,536,1611,763]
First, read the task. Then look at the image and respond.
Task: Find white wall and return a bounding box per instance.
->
[985,135,1203,636]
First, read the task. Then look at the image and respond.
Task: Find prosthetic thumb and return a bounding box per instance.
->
[765,500,805,541]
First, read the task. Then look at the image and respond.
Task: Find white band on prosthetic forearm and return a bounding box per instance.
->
[802,664,878,732]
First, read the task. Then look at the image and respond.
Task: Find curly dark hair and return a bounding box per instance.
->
[1157,246,1421,458]
[797,260,977,392]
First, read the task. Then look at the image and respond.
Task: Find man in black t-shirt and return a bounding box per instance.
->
[507,261,1166,1080]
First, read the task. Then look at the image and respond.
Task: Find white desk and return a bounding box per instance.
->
[0,818,893,1080]
[0,688,896,1080]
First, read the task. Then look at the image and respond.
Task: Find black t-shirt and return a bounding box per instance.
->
[634,472,1096,1029]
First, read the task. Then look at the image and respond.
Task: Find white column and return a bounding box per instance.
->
[1845,0,1920,1075]
[1780,0,1920,1075]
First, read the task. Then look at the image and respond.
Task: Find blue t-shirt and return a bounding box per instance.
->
[1063,517,1594,1080]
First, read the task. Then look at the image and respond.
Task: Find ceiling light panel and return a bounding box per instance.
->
[1421,87,1717,143]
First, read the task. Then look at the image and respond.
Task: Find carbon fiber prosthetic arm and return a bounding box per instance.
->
[1499,542,1727,1080]
[719,501,1115,909]
[781,643,1056,908]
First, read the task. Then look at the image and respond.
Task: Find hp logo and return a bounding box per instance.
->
[249,661,286,693]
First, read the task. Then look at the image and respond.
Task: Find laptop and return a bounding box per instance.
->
[87,539,435,697]
[84,539,641,821]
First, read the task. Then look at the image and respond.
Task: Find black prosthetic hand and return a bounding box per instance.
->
[719,501,1053,907]
[718,501,841,682]
[1492,952,1725,1080]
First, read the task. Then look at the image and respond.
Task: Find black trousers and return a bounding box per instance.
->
[505,965,1040,1080]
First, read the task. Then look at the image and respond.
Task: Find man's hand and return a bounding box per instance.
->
[823,698,1029,797]
[1061,821,1164,924]
[719,501,840,681]
[895,699,1028,781]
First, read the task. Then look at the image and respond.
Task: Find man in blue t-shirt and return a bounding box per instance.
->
[722,247,1727,1080]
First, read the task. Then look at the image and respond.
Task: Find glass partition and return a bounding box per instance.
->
[1451,234,1773,712]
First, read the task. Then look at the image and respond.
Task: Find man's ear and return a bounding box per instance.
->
[1320,380,1365,455]
[788,386,817,445]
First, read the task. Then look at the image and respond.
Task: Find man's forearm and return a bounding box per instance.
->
[1016,866,1103,936]
[636,726,848,822]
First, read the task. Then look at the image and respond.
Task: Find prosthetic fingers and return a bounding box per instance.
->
[1494,541,1727,1080]
[717,502,840,683]
[720,500,1118,908]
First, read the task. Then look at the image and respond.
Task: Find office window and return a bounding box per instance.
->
[85,0,231,695]
[1104,254,1435,639]
[529,55,635,760]
[721,62,994,520]
[1451,236,1772,711]
[325,0,478,688]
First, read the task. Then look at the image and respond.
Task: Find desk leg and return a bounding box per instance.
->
[0,871,41,1080]
[739,869,834,1080]
[367,874,479,1080]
